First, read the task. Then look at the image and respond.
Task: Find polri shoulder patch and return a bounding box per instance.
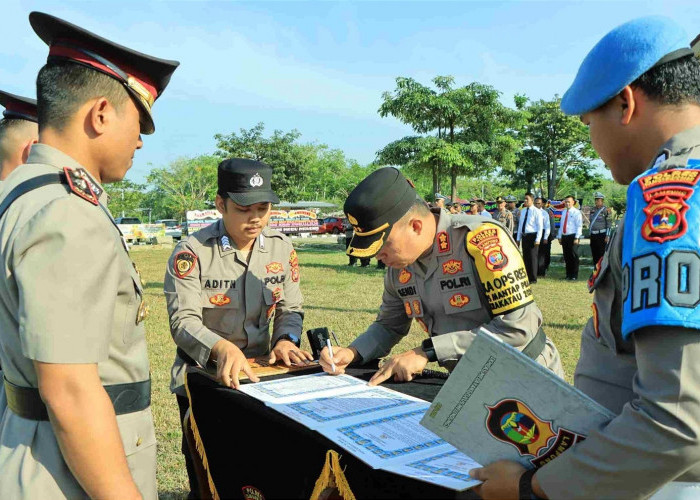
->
[174,251,197,279]
[466,223,533,316]
[63,167,98,205]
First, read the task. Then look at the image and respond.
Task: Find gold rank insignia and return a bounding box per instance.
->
[398,268,412,284]
[136,299,148,325]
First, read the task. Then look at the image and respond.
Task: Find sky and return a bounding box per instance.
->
[2,0,699,183]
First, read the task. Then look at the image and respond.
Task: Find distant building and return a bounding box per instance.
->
[693,32,700,57]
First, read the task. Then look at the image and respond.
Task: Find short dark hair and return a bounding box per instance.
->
[632,55,700,106]
[524,192,534,200]
[565,195,576,201]
[0,118,36,156]
[36,62,130,131]
[534,197,544,203]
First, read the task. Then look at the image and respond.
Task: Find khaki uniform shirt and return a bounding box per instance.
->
[494,209,514,233]
[350,210,563,375]
[589,204,611,234]
[164,220,303,396]
[0,145,156,499]
[537,126,700,498]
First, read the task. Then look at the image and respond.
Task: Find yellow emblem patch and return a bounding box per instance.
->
[398,268,412,284]
[466,224,533,315]
[209,293,231,307]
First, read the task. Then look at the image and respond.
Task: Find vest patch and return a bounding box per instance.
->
[397,285,417,297]
[264,275,286,286]
[203,279,236,289]
[440,276,472,291]
[174,251,197,279]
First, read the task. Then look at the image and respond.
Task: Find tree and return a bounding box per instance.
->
[214,123,312,202]
[519,97,600,199]
[145,155,219,221]
[378,76,525,200]
[104,180,147,219]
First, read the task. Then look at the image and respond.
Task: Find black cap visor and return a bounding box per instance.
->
[227,190,280,206]
[347,223,392,259]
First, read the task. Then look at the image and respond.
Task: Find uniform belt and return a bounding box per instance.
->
[521,327,547,360]
[3,377,151,421]
[590,230,607,235]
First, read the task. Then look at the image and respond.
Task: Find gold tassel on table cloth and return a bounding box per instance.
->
[310,450,356,500]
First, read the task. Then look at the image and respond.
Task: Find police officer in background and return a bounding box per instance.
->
[557,195,583,280]
[471,16,700,499]
[493,196,513,233]
[318,168,563,385]
[0,12,178,499]
[164,158,310,496]
[0,90,38,182]
[506,195,520,241]
[534,197,554,277]
[588,191,610,264]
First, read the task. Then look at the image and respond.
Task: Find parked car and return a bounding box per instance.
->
[156,219,183,240]
[315,217,345,235]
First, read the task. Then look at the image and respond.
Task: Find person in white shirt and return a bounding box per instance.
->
[516,193,543,284]
[476,199,493,218]
[557,195,583,280]
[534,197,554,278]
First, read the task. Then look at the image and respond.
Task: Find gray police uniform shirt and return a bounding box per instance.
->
[164,219,304,396]
[537,126,700,498]
[494,209,514,233]
[0,145,156,499]
[589,204,611,235]
[350,209,563,375]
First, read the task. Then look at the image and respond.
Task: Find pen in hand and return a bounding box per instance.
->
[326,338,336,373]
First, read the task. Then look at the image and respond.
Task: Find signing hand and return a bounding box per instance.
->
[368,348,428,386]
[320,346,358,375]
[210,339,259,390]
[268,340,313,367]
[469,460,528,499]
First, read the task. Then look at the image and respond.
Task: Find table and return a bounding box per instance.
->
[185,365,479,499]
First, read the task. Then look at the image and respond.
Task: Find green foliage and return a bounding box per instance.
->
[514,96,601,199]
[104,179,147,219]
[378,76,525,200]
[145,155,219,221]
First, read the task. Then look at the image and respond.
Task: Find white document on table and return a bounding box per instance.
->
[383,449,482,491]
[237,372,368,404]
[269,386,426,430]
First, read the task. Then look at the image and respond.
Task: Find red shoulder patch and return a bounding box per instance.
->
[63,167,98,205]
[174,251,197,279]
[437,231,450,253]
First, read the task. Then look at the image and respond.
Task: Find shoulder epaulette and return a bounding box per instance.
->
[63,167,99,205]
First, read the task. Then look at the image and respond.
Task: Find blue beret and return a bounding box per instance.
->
[561,16,691,115]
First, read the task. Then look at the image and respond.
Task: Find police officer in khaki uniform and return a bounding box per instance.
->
[506,195,520,241]
[471,16,700,499]
[0,12,178,500]
[493,196,514,233]
[319,168,563,385]
[588,191,611,265]
[164,158,309,496]
[0,91,38,182]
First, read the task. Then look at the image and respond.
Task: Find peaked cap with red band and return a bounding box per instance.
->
[29,11,179,134]
[0,90,38,123]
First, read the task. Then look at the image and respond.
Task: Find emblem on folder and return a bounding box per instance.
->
[485,398,585,468]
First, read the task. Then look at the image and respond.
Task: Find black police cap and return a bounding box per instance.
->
[0,90,37,122]
[343,167,418,258]
[218,158,280,206]
[30,11,179,134]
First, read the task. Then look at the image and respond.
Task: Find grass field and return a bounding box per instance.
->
[133,240,594,498]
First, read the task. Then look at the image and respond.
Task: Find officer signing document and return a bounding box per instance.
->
[319,167,563,385]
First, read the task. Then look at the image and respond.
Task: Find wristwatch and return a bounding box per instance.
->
[519,468,544,500]
[421,338,438,363]
[275,333,301,348]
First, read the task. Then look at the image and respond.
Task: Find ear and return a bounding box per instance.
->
[86,97,112,135]
[409,217,424,235]
[215,194,227,214]
[618,86,636,125]
[20,138,37,164]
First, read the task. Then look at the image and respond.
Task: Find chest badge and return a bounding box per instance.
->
[266,262,284,274]
[136,299,148,325]
[174,251,197,279]
[398,268,412,284]
[209,293,231,306]
[449,293,470,308]
[442,259,463,275]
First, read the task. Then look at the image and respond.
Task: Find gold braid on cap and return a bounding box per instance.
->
[353,222,389,237]
[127,76,155,111]
[348,232,385,258]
